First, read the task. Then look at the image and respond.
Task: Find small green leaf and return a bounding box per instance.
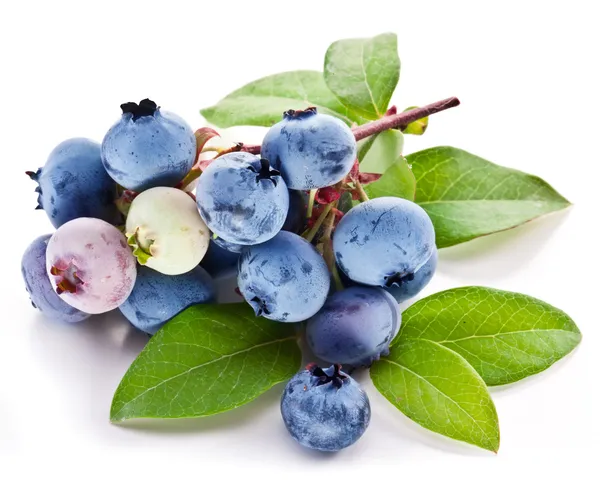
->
[365,155,416,201]
[398,287,582,386]
[200,70,365,128]
[126,231,153,265]
[357,129,404,173]
[401,106,428,135]
[110,304,302,422]
[407,147,571,248]
[324,33,400,119]
[371,338,500,452]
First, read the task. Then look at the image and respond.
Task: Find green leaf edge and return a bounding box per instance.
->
[199,70,367,128]
[323,32,400,120]
[109,307,302,423]
[394,286,583,386]
[372,337,500,453]
[407,146,572,249]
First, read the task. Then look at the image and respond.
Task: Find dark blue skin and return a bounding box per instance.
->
[306,286,401,367]
[212,236,244,253]
[119,264,216,335]
[261,108,357,190]
[282,190,307,234]
[196,152,289,245]
[21,234,90,323]
[237,231,330,322]
[333,197,436,287]
[281,364,371,452]
[27,138,120,228]
[101,99,196,192]
[200,238,241,277]
[384,248,438,303]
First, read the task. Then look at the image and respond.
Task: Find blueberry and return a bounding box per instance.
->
[306,286,401,366]
[384,248,438,303]
[196,152,289,245]
[101,99,196,191]
[119,265,215,335]
[281,364,371,452]
[282,190,307,234]
[200,238,241,277]
[27,138,120,228]
[333,197,436,287]
[21,234,90,323]
[261,108,357,190]
[237,231,330,323]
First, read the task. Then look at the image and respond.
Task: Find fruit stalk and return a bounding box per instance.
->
[351,96,460,141]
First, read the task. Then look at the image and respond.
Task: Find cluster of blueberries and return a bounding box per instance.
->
[22,99,437,452]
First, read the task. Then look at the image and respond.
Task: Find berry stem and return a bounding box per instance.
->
[303,202,335,243]
[351,96,460,141]
[306,189,317,218]
[354,180,370,202]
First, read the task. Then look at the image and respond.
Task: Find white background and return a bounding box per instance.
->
[1,0,598,489]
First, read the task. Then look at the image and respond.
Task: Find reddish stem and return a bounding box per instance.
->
[351,97,460,141]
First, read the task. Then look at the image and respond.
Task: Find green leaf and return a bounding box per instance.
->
[357,129,404,173]
[365,155,416,201]
[397,287,582,386]
[371,338,500,452]
[110,304,302,422]
[401,106,428,135]
[324,33,400,119]
[200,70,365,128]
[407,147,571,248]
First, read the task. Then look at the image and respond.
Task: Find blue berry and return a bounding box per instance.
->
[237,231,330,322]
[196,152,289,245]
[306,286,401,366]
[119,265,215,335]
[281,364,371,452]
[261,108,357,190]
[27,138,120,228]
[333,197,435,287]
[101,99,196,191]
[21,234,90,323]
[384,248,438,303]
[200,238,241,277]
[282,190,307,234]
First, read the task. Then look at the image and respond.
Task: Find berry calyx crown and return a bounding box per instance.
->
[120,98,158,120]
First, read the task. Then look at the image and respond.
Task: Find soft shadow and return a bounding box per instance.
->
[369,386,496,457]
[115,383,284,435]
[487,344,583,396]
[437,210,570,281]
[28,310,149,431]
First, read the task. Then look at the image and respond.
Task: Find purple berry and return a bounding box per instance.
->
[46,218,137,314]
[306,286,401,366]
[21,234,90,323]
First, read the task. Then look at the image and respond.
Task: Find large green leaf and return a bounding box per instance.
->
[110,304,301,422]
[365,155,416,201]
[398,287,582,386]
[200,70,365,128]
[324,33,400,119]
[371,338,500,452]
[357,129,404,173]
[407,147,571,248]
